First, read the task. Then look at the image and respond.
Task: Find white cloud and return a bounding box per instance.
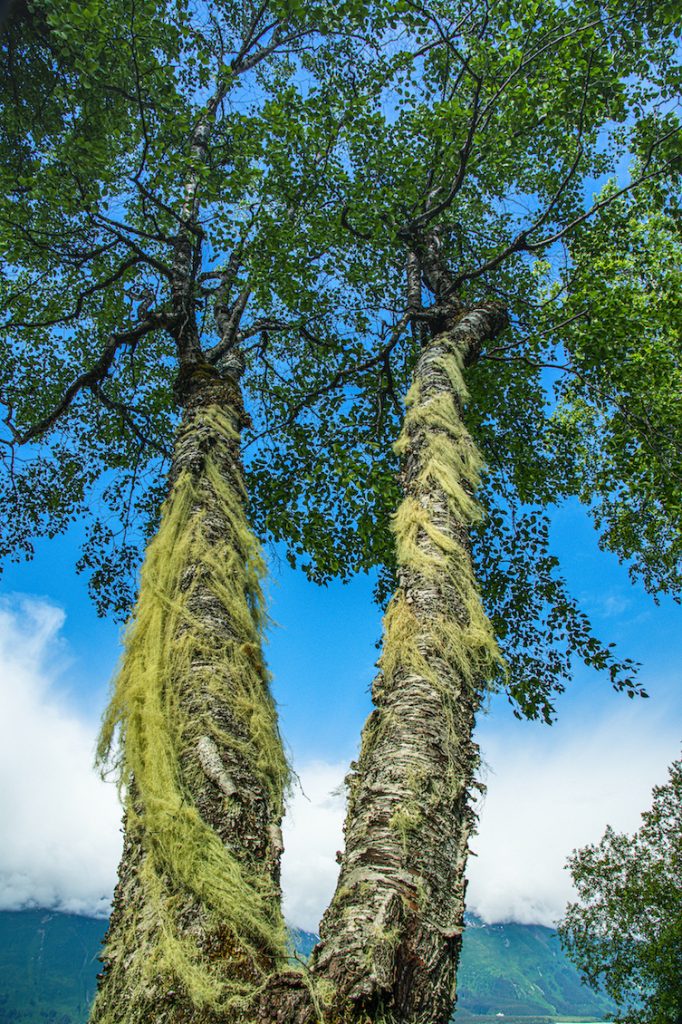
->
[0,596,348,931]
[0,595,350,930]
[281,760,346,933]
[279,709,680,933]
[467,707,680,927]
[0,597,121,917]
[0,595,677,935]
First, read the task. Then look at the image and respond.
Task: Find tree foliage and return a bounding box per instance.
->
[1,1,680,720]
[559,758,682,1024]
[244,0,682,718]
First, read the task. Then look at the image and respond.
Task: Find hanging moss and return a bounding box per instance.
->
[388,342,504,688]
[371,339,505,862]
[93,403,291,1021]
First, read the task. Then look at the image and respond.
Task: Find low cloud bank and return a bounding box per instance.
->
[281,761,347,932]
[281,710,679,932]
[467,709,680,926]
[0,596,677,931]
[0,598,120,917]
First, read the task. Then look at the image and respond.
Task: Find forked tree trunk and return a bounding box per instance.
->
[91,371,289,1024]
[272,306,508,1024]
[93,307,507,1024]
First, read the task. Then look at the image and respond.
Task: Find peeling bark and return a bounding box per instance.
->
[303,305,509,1024]
[91,375,289,1024]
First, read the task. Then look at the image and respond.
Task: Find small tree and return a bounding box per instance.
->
[559,759,682,1024]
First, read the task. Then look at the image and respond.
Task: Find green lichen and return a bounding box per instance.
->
[92,403,291,1020]
[373,341,506,851]
[388,804,422,853]
[388,343,504,693]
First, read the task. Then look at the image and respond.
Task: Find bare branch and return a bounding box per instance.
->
[96,222,175,280]
[8,315,165,445]
[93,210,173,246]
[213,283,251,358]
[233,25,309,77]
[413,79,482,228]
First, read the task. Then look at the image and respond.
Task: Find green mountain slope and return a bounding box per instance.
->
[0,910,614,1023]
[0,911,104,1024]
[455,918,615,1020]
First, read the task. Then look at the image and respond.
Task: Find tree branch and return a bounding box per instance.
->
[527,148,679,251]
[93,384,172,459]
[7,315,165,445]
[4,257,148,332]
[244,312,412,449]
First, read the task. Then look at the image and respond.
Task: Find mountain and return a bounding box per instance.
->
[0,910,614,1023]
[455,916,615,1021]
[0,910,104,1024]
[287,925,319,961]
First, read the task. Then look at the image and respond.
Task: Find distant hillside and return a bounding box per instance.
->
[455,917,615,1021]
[0,910,614,1023]
[0,910,104,1024]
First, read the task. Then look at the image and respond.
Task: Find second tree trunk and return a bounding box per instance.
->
[310,307,507,1024]
[92,374,289,1024]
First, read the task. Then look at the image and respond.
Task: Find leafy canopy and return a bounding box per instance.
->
[247,0,682,716]
[1,0,681,721]
[559,758,682,1024]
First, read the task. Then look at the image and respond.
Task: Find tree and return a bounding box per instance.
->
[254,7,681,1017]
[1,3,377,1020]
[1,1,680,1023]
[559,759,682,1024]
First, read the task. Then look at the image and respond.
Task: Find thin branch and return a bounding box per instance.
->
[527,147,679,250]
[97,222,175,280]
[129,0,152,185]
[131,178,189,229]
[244,312,412,450]
[234,26,311,76]
[230,2,271,70]
[7,315,165,445]
[341,204,374,241]
[211,283,252,361]
[93,210,172,246]
[4,257,146,332]
[93,384,172,459]
[482,309,589,354]
[479,18,602,129]
[452,146,677,289]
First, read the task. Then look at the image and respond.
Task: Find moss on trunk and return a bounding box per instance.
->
[91,379,290,1024]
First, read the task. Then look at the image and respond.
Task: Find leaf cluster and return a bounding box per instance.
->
[559,758,682,1024]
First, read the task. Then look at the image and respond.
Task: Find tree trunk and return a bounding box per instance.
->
[303,306,508,1024]
[91,371,289,1024]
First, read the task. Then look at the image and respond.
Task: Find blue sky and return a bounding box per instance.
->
[0,482,679,931]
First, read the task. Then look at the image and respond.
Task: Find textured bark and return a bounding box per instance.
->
[303,306,509,1024]
[91,306,508,1024]
[91,372,289,1024]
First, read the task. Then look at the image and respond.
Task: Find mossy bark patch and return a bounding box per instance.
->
[91,380,290,1024]
[309,307,508,1024]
